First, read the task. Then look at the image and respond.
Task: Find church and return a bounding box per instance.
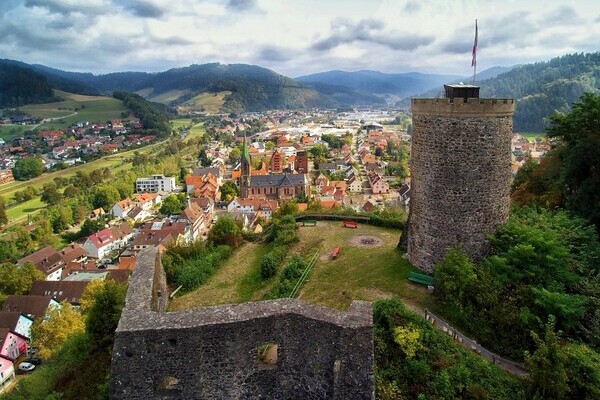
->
[239,135,309,200]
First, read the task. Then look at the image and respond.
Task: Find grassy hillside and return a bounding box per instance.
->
[178,91,232,113]
[21,90,129,130]
[168,222,427,311]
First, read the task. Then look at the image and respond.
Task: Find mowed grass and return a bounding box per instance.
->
[6,197,46,222]
[21,90,129,130]
[170,221,430,312]
[295,222,428,310]
[179,91,231,113]
[0,125,31,140]
[520,132,545,142]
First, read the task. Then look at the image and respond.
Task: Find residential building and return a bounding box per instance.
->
[135,175,176,193]
[270,149,284,173]
[1,295,60,320]
[368,172,389,194]
[347,175,363,193]
[83,223,132,260]
[112,198,135,219]
[295,151,308,173]
[0,355,15,394]
[227,198,278,220]
[0,312,33,339]
[29,281,90,305]
[17,246,65,281]
[134,193,162,210]
[0,329,28,361]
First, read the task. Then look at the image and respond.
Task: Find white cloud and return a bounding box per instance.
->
[0,0,598,76]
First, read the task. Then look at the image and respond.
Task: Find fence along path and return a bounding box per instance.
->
[424,310,527,377]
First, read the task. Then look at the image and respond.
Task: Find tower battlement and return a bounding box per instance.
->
[411,98,515,117]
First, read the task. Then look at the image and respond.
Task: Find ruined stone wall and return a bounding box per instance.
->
[407,98,515,272]
[109,248,374,400]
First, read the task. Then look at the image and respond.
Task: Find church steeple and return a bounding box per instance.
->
[240,132,250,198]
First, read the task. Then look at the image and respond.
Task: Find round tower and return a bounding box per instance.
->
[407,85,515,273]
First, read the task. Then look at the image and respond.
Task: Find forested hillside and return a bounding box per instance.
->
[0,63,59,107]
[112,91,172,136]
[481,52,600,131]
[136,63,337,112]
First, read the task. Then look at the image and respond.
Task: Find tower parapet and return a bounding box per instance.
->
[406,86,515,273]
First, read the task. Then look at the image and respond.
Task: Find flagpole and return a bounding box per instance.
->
[472,19,478,85]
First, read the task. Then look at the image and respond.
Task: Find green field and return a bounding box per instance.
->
[0,125,31,140]
[179,91,231,113]
[20,90,129,130]
[0,141,165,223]
[169,221,428,311]
[145,89,191,104]
[171,118,206,143]
[520,132,545,142]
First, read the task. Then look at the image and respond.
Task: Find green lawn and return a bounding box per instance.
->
[20,90,129,130]
[0,125,31,140]
[6,197,46,223]
[169,221,430,312]
[520,132,546,142]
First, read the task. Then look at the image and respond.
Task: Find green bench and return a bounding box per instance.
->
[408,271,434,286]
[301,220,317,226]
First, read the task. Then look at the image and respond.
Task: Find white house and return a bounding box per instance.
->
[112,198,135,218]
[135,175,176,193]
[83,223,133,260]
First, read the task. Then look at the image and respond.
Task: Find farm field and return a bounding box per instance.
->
[169,221,429,311]
[20,90,129,130]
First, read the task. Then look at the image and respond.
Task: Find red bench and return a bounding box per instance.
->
[342,221,358,228]
[331,247,340,259]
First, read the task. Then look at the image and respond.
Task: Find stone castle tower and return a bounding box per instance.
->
[407,85,515,273]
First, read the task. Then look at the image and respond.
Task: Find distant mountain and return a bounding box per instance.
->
[128,63,337,112]
[2,61,337,113]
[0,62,59,107]
[296,70,462,104]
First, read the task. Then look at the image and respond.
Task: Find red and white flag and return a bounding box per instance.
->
[471,19,478,67]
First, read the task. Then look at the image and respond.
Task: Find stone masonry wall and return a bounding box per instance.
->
[407,98,514,273]
[109,248,374,400]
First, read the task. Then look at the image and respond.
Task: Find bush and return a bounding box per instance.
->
[260,254,278,279]
[164,244,232,293]
[259,246,287,280]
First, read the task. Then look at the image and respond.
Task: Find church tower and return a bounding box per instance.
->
[240,132,251,198]
[406,85,515,273]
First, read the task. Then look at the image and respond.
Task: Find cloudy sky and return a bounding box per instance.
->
[1,0,599,77]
